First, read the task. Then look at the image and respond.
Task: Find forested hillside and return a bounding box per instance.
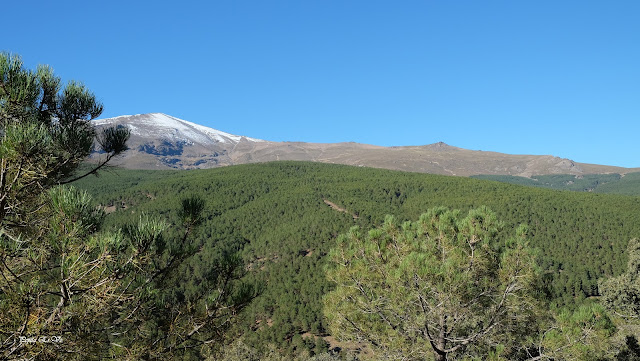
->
[472,172,640,195]
[75,161,640,355]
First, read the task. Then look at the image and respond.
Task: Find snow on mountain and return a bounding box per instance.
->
[94,113,265,145]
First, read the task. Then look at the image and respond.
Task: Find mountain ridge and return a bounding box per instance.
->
[93,113,640,177]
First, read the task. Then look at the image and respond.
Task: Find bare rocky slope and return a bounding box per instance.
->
[93,113,639,177]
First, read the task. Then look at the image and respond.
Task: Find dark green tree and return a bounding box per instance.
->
[0,52,129,228]
[105,196,257,360]
[0,52,130,359]
[0,53,255,360]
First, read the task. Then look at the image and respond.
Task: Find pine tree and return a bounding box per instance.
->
[324,206,543,360]
[600,238,640,320]
[0,52,129,228]
[0,53,256,360]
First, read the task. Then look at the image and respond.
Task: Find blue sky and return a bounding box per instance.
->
[5,1,639,167]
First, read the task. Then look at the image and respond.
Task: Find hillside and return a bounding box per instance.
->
[472,172,640,195]
[94,113,640,176]
[74,162,640,354]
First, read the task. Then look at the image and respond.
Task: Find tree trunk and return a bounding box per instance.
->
[433,314,447,361]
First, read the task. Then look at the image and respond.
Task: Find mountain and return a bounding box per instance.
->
[93,113,266,169]
[93,113,639,177]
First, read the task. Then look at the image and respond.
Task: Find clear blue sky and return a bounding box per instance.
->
[5,1,639,167]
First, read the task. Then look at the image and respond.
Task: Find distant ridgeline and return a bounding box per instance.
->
[471,172,640,196]
[74,161,640,354]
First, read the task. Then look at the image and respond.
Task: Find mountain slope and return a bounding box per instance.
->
[74,161,640,354]
[93,113,266,169]
[93,113,640,176]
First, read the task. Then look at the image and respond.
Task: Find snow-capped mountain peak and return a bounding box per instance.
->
[94,113,264,145]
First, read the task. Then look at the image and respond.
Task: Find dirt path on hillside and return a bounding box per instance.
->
[323,199,358,219]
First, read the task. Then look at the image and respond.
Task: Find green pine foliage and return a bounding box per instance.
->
[324,207,542,360]
[599,238,640,319]
[0,53,255,360]
[537,303,616,360]
[74,161,640,354]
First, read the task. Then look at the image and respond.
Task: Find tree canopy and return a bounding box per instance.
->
[324,206,543,360]
[0,53,255,360]
[71,161,640,358]
[600,238,640,320]
[0,52,129,228]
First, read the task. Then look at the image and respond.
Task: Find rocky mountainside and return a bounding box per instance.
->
[92,113,639,177]
[93,113,266,169]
